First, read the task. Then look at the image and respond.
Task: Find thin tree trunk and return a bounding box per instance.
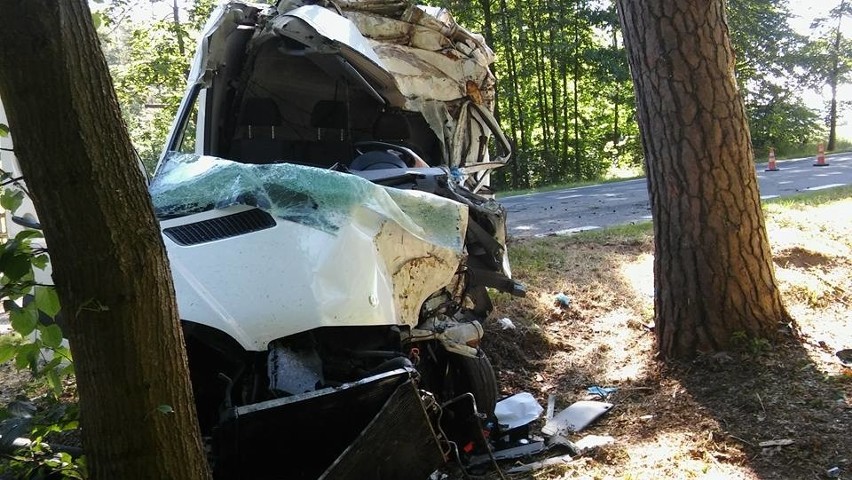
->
[613,25,621,163]
[545,0,562,165]
[527,0,553,176]
[498,0,524,188]
[573,0,582,179]
[616,0,790,359]
[479,0,509,187]
[0,1,209,478]
[561,58,571,172]
[827,0,845,151]
[479,0,497,120]
[172,0,186,57]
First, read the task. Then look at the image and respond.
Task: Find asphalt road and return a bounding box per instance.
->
[498,151,852,238]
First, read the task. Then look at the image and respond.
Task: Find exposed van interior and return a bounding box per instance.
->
[178,19,442,171]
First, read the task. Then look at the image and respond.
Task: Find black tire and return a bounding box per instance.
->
[449,350,499,418]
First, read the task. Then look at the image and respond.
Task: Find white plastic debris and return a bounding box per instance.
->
[497,317,516,330]
[555,293,571,308]
[494,392,544,430]
[758,439,794,448]
[574,434,615,453]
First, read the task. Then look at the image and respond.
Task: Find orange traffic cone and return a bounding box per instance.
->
[814,142,829,167]
[765,147,779,171]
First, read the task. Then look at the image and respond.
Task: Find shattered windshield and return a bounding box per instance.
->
[149,153,466,251]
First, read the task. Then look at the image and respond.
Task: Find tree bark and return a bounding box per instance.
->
[0,1,210,478]
[616,0,790,359]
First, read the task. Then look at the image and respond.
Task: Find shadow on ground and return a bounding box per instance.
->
[455,233,852,480]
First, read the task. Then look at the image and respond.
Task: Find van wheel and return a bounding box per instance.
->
[449,350,498,418]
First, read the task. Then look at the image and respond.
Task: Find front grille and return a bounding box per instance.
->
[163,208,276,246]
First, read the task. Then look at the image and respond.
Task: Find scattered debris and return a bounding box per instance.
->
[541,400,613,436]
[464,391,616,476]
[468,441,546,467]
[496,317,516,330]
[826,466,841,478]
[573,434,615,453]
[555,293,571,308]
[504,453,574,474]
[837,349,852,366]
[758,439,795,448]
[639,414,654,421]
[545,434,580,453]
[586,385,618,400]
[494,392,544,431]
[545,394,556,420]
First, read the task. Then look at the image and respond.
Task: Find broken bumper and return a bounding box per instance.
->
[212,368,445,479]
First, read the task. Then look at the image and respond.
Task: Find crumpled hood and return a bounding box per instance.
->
[150,154,469,350]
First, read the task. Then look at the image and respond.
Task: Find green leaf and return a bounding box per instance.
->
[0,123,8,137]
[92,11,104,30]
[41,355,62,372]
[39,323,64,349]
[35,286,61,318]
[14,343,39,371]
[46,369,62,396]
[156,404,174,415]
[0,253,32,281]
[31,254,49,270]
[53,344,72,361]
[10,306,38,336]
[13,229,42,242]
[0,189,23,213]
[0,341,18,364]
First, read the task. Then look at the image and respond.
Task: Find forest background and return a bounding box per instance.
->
[95,0,852,191]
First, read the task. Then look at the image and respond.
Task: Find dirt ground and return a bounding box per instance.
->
[462,196,852,479]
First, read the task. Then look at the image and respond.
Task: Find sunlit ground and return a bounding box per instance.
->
[482,188,852,480]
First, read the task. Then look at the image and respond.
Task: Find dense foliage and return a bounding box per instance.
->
[0,177,82,478]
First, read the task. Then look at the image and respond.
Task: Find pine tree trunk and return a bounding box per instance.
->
[0,1,210,478]
[616,0,790,359]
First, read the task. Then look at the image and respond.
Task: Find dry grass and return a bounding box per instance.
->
[475,191,852,480]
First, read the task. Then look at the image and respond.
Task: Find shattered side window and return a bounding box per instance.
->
[149,153,466,251]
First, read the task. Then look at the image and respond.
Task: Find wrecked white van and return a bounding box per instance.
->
[154,1,523,477]
[4,0,523,477]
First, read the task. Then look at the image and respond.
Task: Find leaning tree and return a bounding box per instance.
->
[615,0,791,359]
[0,0,209,477]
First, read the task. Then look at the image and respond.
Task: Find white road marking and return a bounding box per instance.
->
[549,226,601,236]
[805,183,846,191]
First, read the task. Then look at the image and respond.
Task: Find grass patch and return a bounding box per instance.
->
[496,175,645,199]
[572,221,653,243]
[760,139,852,160]
[763,184,852,210]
